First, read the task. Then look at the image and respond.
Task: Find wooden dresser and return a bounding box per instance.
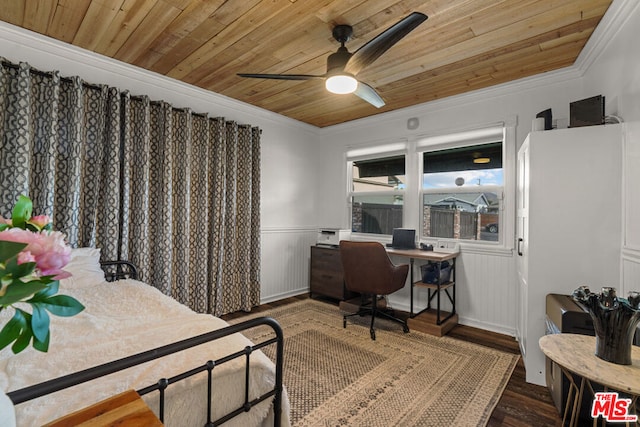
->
[310,246,357,300]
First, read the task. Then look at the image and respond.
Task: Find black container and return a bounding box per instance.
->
[420,261,451,284]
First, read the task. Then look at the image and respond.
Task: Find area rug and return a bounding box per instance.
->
[232,299,518,427]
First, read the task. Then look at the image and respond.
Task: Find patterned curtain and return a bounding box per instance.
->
[0,59,261,315]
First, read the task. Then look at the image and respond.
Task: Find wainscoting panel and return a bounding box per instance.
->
[622,248,640,297]
[261,232,519,335]
[389,249,518,336]
[260,227,318,303]
[456,251,518,333]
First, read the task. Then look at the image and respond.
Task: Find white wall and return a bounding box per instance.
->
[0,21,322,303]
[579,0,640,298]
[316,77,585,335]
[316,0,639,335]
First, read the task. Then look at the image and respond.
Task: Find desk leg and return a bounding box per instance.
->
[451,258,456,315]
[410,258,414,317]
[436,267,441,325]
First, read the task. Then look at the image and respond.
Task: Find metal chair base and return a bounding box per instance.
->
[343,294,409,340]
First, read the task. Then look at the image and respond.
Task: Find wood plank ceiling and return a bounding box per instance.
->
[0,0,613,128]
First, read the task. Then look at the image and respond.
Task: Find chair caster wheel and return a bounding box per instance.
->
[370,329,376,340]
[403,325,409,333]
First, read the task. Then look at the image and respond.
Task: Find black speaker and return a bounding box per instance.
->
[570,95,605,127]
[536,108,553,130]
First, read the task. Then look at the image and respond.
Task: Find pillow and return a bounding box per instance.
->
[59,247,105,289]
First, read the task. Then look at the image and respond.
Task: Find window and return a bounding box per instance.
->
[345,123,511,246]
[349,154,405,235]
[420,130,504,243]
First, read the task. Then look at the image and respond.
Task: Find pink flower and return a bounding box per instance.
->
[0,228,72,279]
[0,228,34,245]
[28,215,52,229]
[17,250,36,264]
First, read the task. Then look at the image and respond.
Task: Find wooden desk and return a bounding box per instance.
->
[386,248,459,335]
[539,334,640,427]
[44,389,162,427]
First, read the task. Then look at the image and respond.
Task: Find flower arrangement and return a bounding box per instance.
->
[0,195,84,354]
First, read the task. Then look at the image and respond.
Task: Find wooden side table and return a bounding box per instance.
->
[44,389,162,427]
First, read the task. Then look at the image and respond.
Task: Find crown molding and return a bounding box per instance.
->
[0,20,320,136]
[321,0,633,135]
[319,66,582,135]
[1,0,633,137]
[574,0,638,74]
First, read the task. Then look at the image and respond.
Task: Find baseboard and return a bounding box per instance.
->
[260,288,309,304]
[457,316,516,337]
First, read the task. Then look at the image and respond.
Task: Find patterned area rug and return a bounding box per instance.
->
[233,299,519,427]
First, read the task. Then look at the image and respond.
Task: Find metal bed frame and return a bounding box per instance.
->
[6,261,284,427]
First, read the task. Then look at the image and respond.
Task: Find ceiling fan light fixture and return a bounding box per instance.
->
[325,75,358,94]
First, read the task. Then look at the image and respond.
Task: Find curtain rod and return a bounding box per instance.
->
[1,59,103,90]
[1,60,262,133]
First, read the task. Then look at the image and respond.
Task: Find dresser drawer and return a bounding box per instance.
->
[311,247,341,269]
[310,268,343,287]
[310,245,357,300]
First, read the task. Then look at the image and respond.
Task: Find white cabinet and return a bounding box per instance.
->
[516,124,622,386]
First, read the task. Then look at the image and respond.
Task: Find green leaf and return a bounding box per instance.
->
[0,241,28,262]
[32,328,50,352]
[10,309,31,354]
[40,295,85,317]
[0,223,10,231]
[29,281,59,301]
[0,280,48,305]
[3,308,33,354]
[4,256,36,278]
[11,195,32,230]
[31,303,50,342]
[0,312,25,351]
[12,327,33,354]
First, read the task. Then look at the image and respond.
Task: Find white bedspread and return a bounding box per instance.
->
[0,279,290,426]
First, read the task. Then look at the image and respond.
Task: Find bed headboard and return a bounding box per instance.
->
[100,261,139,282]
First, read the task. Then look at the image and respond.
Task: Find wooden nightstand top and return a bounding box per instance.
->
[44,389,162,427]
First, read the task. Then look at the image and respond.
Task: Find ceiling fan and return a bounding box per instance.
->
[237,12,428,108]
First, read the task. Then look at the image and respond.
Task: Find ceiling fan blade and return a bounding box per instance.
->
[345,12,428,76]
[237,73,324,81]
[354,81,385,108]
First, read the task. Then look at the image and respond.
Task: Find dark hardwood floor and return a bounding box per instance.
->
[222,294,563,427]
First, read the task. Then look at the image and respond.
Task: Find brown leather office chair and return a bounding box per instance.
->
[339,240,410,340]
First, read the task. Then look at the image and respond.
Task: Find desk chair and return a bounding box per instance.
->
[339,241,410,340]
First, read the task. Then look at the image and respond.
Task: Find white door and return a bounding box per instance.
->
[515,138,530,356]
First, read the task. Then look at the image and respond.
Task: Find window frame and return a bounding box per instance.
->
[415,123,514,250]
[419,143,504,246]
[344,120,516,252]
[346,144,408,238]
